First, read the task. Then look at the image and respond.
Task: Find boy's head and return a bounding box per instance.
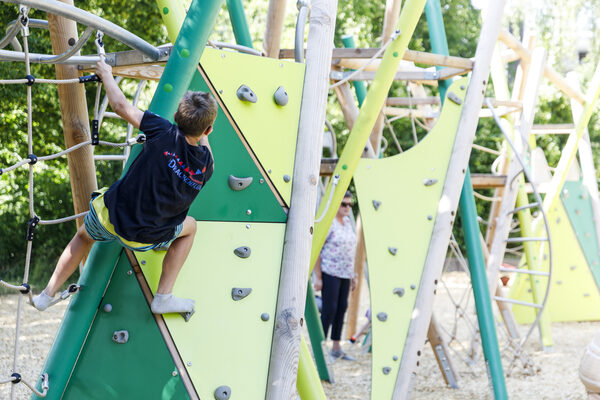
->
[174,91,218,137]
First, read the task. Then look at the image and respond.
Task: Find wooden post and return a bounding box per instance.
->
[263,0,287,58]
[382,0,403,44]
[394,1,506,396]
[345,214,366,339]
[47,0,97,228]
[266,0,339,397]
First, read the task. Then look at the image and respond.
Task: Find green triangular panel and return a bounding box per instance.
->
[137,221,284,399]
[187,67,287,223]
[511,193,600,323]
[561,180,600,288]
[353,78,468,399]
[200,48,305,206]
[62,255,188,399]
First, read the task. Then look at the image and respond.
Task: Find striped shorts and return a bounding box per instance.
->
[84,188,183,252]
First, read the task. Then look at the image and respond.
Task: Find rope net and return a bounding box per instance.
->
[0,6,146,398]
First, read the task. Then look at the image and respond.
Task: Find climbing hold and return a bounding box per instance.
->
[228,175,253,191]
[427,215,433,221]
[393,288,405,297]
[261,313,270,321]
[447,91,463,105]
[410,284,416,290]
[382,367,391,375]
[103,303,112,313]
[373,200,382,211]
[232,288,252,301]
[236,84,257,103]
[283,174,291,183]
[388,247,397,256]
[233,246,251,258]
[423,178,438,186]
[180,310,195,322]
[377,312,388,322]
[162,7,169,14]
[214,386,232,400]
[112,330,129,344]
[393,355,398,361]
[164,83,173,93]
[273,86,289,106]
[181,48,190,58]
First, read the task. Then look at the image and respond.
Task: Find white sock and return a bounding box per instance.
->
[151,293,195,314]
[31,289,54,311]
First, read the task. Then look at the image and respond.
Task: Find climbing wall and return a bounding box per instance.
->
[353,78,468,399]
[34,8,305,400]
[511,180,600,323]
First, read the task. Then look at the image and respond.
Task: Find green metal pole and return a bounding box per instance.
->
[304,280,332,381]
[425,1,507,398]
[226,0,254,48]
[341,35,367,105]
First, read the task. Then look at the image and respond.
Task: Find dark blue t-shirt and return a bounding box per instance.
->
[104,111,213,244]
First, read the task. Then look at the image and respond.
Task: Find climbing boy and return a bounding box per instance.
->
[31,58,217,319]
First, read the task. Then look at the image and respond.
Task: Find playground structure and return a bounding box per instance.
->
[1,0,600,399]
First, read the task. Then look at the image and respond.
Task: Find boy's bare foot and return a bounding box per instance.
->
[151,293,195,314]
[30,289,55,311]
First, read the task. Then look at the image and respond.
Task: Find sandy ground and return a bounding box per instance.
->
[0,271,597,399]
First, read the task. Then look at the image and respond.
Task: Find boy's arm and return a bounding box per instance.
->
[94,59,144,129]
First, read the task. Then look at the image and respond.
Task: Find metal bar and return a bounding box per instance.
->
[493,296,543,309]
[505,237,548,243]
[226,0,254,48]
[507,202,540,215]
[295,2,309,63]
[3,0,161,60]
[498,267,549,277]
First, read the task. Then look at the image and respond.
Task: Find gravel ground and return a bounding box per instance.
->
[1,271,597,399]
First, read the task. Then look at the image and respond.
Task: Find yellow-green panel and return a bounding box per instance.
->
[200,48,305,206]
[511,198,600,323]
[353,78,468,399]
[137,221,285,399]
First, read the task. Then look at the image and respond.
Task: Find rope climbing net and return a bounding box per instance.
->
[0,4,155,398]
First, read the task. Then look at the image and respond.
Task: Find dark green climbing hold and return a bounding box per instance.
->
[342,164,348,170]
[163,7,169,14]
[164,83,173,93]
[393,51,398,58]
[181,49,190,58]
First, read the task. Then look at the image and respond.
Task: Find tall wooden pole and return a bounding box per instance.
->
[266,0,339,397]
[47,0,97,227]
[263,0,287,58]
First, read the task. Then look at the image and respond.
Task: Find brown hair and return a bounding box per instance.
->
[174,91,218,137]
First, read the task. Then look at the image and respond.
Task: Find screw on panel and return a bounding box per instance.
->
[246,224,251,229]
[103,304,112,313]
[388,247,397,256]
[393,355,398,361]
[283,174,291,183]
[261,313,270,321]
[427,215,433,220]
[423,178,438,186]
[570,265,576,270]
[259,179,264,184]
[187,361,193,366]
[410,284,416,290]
[127,270,133,275]
[214,385,231,400]
[246,209,252,215]
[172,371,178,377]
[141,260,146,265]
[372,200,382,210]
[377,312,388,322]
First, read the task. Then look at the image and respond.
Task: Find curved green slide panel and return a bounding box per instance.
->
[353,78,468,399]
[200,48,305,206]
[561,180,600,287]
[62,255,188,399]
[136,221,284,399]
[187,64,287,222]
[511,183,600,323]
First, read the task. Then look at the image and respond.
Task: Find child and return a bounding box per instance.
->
[31,59,217,318]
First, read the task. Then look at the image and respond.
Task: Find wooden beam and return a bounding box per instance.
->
[263,0,287,58]
[498,30,586,104]
[111,65,164,81]
[530,123,574,134]
[265,0,338,397]
[48,0,98,229]
[471,174,507,189]
[387,96,440,106]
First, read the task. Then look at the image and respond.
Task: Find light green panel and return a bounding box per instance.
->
[511,197,600,323]
[353,78,468,399]
[200,48,305,206]
[561,180,600,288]
[137,221,285,399]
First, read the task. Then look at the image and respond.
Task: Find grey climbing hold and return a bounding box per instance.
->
[427,215,433,221]
[273,86,289,106]
[410,284,416,290]
[234,246,251,258]
[228,175,253,191]
[393,355,398,361]
[236,85,257,103]
[447,91,463,105]
[103,303,112,313]
[283,174,291,183]
[232,288,252,301]
[423,178,438,186]
[112,330,129,344]
[180,310,195,322]
[382,367,391,375]
[393,288,405,297]
[261,313,270,321]
[377,312,388,322]
[373,200,382,211]
[214,385,231,400]
[388,247,397,256]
